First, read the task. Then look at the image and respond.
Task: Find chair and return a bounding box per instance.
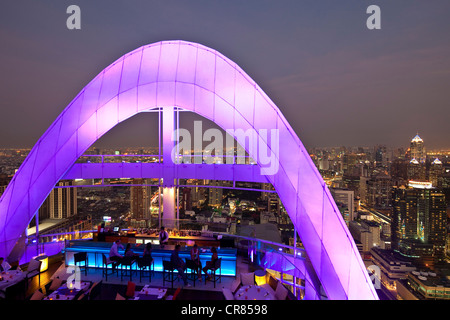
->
[205,258,222,288]
[102,254,117,281]
[45,278,63,295]
[222,287,235,300]
[274,282,289,300]
[29,288,45,300]
[125,281,136,299]
[9,261,20,271]
[25,259,42,289]
[230,278,241,294]
[240,272,255,286]
[166,287,181,300]
[137,257,154,283]
[185,259,199,287]
[77,293,88,301]
[162,260,175,289]
[115,292,126,300]
[5,279,27,300]
[74,252,88,276]
[120,256,136,281]
[87,280,102,300]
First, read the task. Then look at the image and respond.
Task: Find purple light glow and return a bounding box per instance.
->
[0,41,377,300]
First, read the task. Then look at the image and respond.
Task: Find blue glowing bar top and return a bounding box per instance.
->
[65,240,237,277]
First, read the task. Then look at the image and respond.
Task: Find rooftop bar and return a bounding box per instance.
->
[64,240,237,276]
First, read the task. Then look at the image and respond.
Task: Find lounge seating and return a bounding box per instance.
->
[260,275,289,300]
[25,258,42,289]
[166,287,181,300]
[87,280,102,300]
[45,278,64,295]
[29,288,45,300]
[222,287,235,300]
[125,281,136,299]
[240,272,255,286]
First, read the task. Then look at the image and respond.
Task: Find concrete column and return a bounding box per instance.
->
[162,107,176,228]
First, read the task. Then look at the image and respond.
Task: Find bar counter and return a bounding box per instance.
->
[64,240,237,277]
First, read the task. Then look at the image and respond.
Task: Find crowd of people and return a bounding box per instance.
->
[108,226,220,285]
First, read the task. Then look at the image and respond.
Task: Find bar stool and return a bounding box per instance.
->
[102,254,117,281]
[162,260,175,289]
[185,259,199,287]
[120,256,136,282]
[74,252,88,276]
[205,258,222,288]
[137,257,154,283]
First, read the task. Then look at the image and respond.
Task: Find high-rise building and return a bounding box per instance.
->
[330,188,355,225]
[366,170,392,209]
[207,180,223,207]
[130,178,152,220]
[410,134,426,164]
[38,181,77,220]
[428,158,444,188]
[390,158,408,181]
[408,158,426,181]
[391,182,447,263]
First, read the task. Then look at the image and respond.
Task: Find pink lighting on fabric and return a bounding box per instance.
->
[0,41,377,300]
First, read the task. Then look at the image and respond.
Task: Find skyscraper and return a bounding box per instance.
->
[391,182,447,263]
[410,134,426,164]
[130,178,152,221]
[38,181,77,220]
[428,158,444,188]
[407,158,426,181]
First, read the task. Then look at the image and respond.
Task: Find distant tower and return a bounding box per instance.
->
[429,158,444,188]
[408,158,426,181]
[130,178,152,220]
[39,181,77,220]
[410,134,425,164]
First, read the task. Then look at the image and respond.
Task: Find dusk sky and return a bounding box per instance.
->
[1,1,450,149]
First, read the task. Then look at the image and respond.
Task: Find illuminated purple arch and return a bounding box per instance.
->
[0,41,377,300]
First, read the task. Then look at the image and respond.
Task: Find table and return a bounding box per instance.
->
[0,270,26,298]
[44,281,91,300]
[132,285,167,300]
[234,285,274,300]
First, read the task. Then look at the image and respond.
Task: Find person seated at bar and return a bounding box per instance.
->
[159,226,169,246]
[190,244,202,280]
[124,243,139,258]
[0,257,11,272]
[202,247,218,281]
[171,245,190,287]
[143,243,153,261]
[109,239,124,271]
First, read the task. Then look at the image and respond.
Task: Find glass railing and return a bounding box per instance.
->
[74,154,257,165]
[23,217,322,299]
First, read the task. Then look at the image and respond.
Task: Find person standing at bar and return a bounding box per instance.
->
[159,226,169,247]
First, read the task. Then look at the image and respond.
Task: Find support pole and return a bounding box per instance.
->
[162,106,176,228]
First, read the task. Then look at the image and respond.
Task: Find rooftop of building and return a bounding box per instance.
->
[370,247,415,266]
[411,134,423,143]
[409,270,450,288]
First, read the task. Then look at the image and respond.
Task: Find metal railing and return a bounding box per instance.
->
[24,225,320,299]
[75,154,258,165]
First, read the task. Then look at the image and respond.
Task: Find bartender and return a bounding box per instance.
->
[159,226,169,246]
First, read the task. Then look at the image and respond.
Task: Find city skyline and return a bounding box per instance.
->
[1,1,450,149]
